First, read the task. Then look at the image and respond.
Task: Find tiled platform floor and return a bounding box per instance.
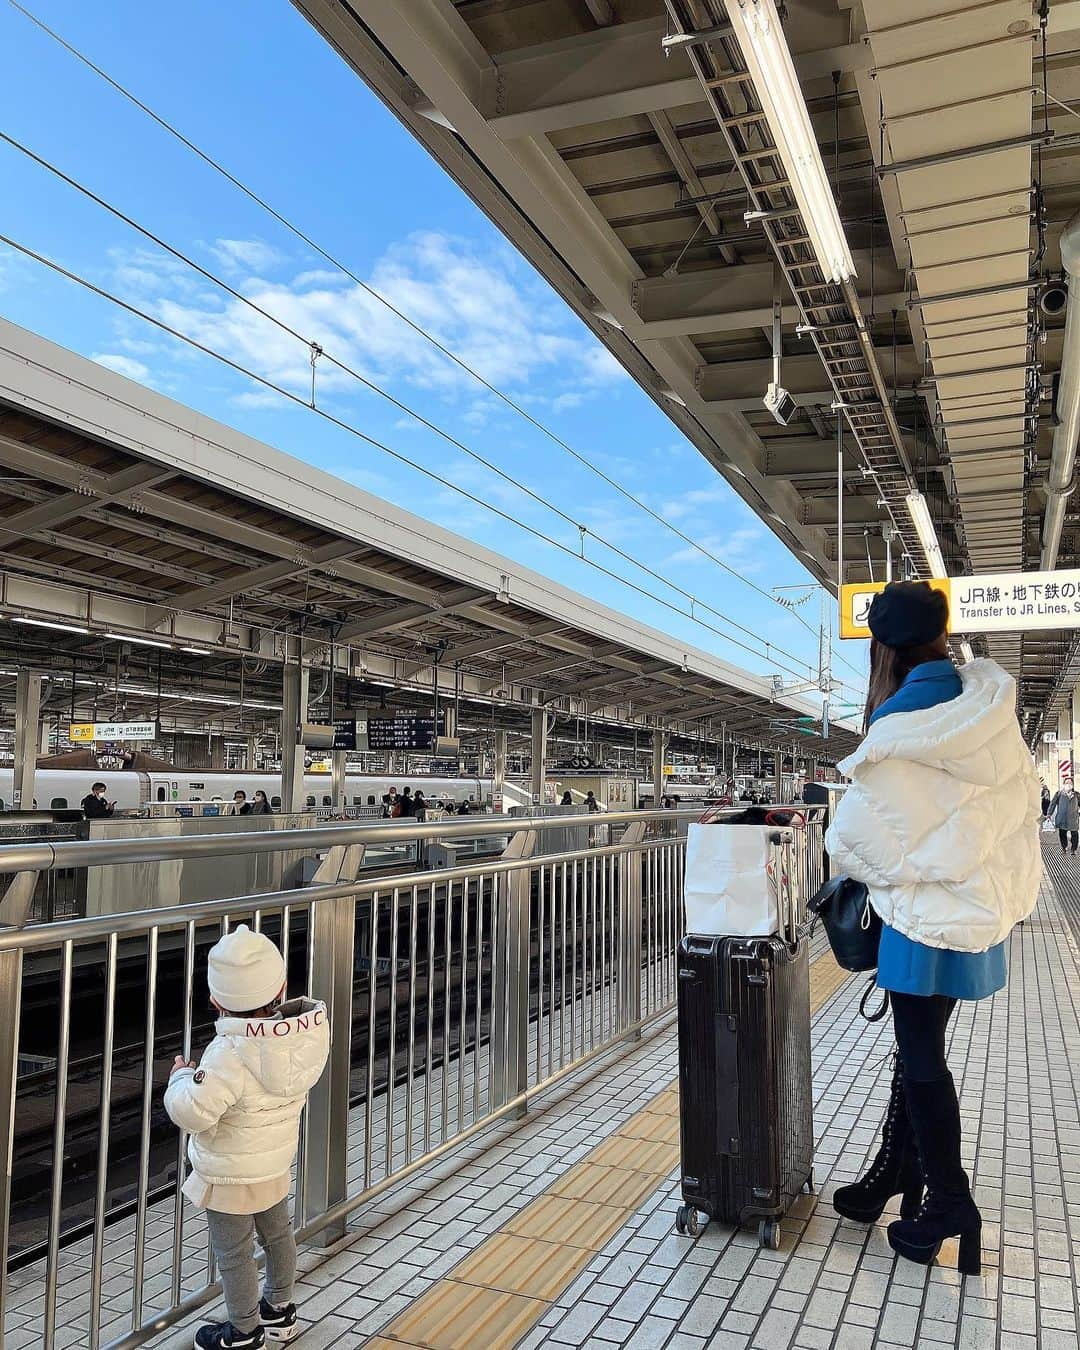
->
[13,864,1078,1350]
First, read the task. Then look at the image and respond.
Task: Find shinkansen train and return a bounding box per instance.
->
[0,768,494,814]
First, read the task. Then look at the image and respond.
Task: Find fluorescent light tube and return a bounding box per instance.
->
[724,0,856,284]
[12,617,90,634]
[905,491,948,577]
[103,631,174,649]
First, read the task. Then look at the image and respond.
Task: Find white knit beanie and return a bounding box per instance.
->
[207,924,286,1012]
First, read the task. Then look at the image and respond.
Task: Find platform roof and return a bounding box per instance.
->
[291,0,1080,736]
[0,318,857,758]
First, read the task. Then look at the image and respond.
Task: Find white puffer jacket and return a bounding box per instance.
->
[825,659,1042,952]
[164,997,330,1185]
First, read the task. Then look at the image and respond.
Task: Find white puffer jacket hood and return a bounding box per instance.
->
[164,996,329,1186]
[825,659,1042,952]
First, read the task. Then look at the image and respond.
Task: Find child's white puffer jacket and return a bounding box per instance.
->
[164,997,330,1185]
[825,659,1042,953]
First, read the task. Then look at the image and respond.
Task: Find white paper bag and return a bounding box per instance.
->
[684,823,779,936]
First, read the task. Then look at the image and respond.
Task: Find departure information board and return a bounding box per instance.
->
[366,714,440,751]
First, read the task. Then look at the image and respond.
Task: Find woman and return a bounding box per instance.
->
[412,789,427,822]
[250,790,273,816]
[1046,780,1079,853]
[826,582,1040,1276]
[560,790,574,806]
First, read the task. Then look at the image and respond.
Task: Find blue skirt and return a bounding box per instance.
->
[877,924,1006,1000]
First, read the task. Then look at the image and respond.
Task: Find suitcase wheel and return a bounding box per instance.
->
[758,1219,781,1250]
[675,1205,707,1238]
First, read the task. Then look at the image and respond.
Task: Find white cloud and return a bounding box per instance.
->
[661,486,732,521]
[664,526,763,571]
[211,238,286,274]
[104,230,628,418]
[91,352,151,382]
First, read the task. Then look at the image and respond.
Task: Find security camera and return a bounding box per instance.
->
[764,382,798,426]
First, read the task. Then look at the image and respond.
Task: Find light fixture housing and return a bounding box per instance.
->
[103,631,174,649]
[723,0,856,284]
[904,491,948,578]
[12,616,91,634]
[959,640,976,664]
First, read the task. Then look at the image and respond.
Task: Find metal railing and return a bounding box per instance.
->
[0,808,699,1350]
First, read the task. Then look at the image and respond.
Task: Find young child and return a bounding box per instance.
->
[165,924,329,1348]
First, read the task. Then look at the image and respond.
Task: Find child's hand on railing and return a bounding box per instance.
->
[170,1055,196,1076]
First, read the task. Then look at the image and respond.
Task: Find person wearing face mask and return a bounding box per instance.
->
[81,782,115,819]
[1047,780,1080,853]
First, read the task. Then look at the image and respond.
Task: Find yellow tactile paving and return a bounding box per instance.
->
[548,1161,663,1208]
[387,1280,546,1350]
[618,1108,681,1144]
[504,1193,633,1251]
[451,1232,588,1299]
[586,1132,679,1174]
[371,945,848,1349]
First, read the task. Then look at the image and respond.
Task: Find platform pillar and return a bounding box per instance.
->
[246,734,257,770]
[529,708,547,805]
[774,749,784,804]
[281,664,309,814]
[652,728,667,807]
[494,729,508,809]
[210,735,225,771]
[331,750,347,812]
[14,671,42,811]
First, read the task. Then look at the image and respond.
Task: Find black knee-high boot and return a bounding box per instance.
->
[833,1055,923,1223]
[887,1072,981,1274]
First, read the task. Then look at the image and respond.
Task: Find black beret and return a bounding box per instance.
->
[867,581,948,648]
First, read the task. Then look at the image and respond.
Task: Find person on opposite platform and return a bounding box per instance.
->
[826,582,1041,1275]
[165,925,329,1348]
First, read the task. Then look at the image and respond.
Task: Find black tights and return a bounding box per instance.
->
[890,992,957,1081]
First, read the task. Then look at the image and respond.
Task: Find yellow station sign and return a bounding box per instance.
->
[840,579,950,640]
[841,568,1080,639]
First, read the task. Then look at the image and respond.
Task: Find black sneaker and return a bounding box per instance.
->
[259,1299,299,1343]
[194,1323,264,1349]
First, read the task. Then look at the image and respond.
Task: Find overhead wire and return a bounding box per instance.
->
[0,228,877,702]
[0,130,848,688]
[4,0,866,690]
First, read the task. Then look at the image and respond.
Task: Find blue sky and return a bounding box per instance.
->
[0,0,867,706]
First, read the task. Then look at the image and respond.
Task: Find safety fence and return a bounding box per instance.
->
[0,806,824,1348]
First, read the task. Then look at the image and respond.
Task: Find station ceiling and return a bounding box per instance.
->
[292,0,1080,737]
[0,320,857,761]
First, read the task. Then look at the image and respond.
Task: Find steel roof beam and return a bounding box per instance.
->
[335,585,490,640]
[481,16,871,139]
[631,257,906,339]
[696,344,920,406]
[162,541,363,613]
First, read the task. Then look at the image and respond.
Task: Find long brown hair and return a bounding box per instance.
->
[864,634,950,732]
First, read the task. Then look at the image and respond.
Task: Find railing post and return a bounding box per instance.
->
[493,829,535,1117]
[0,946,23,1336]
[303,844,363,1246]
[618,822,646,1038]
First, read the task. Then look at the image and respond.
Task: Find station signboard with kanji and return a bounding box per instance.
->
[841,569,1080,639]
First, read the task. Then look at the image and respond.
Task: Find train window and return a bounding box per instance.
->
[306,794,316,807]
[322,795,331,806]
[156,787,167,801]
[352,796,362,805]
[271,795,281,809]
[50,797,68,809]
[211,795,224,802]
[367,794,376,805]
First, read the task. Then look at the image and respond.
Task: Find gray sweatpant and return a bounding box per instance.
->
[206,1200,295,1334]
